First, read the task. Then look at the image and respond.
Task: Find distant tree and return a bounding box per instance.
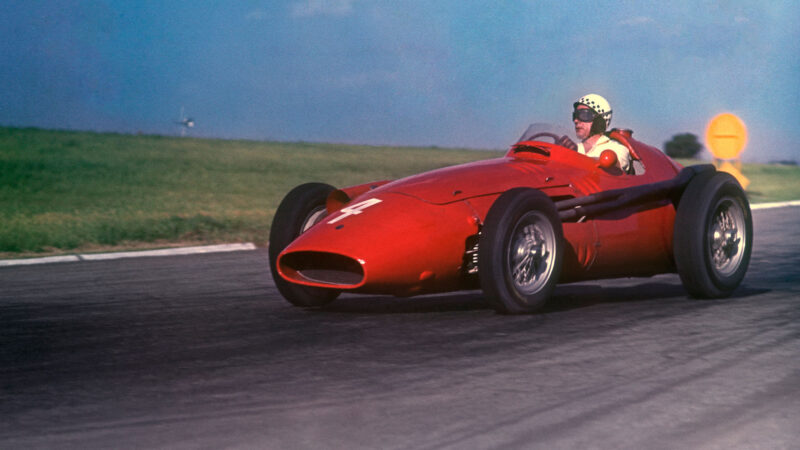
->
[664,133,703,159]
[769,160,798,166]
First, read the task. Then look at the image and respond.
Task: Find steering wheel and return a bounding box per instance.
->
[527,132,577,151]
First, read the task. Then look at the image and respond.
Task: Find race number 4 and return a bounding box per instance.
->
[327,198,383,224]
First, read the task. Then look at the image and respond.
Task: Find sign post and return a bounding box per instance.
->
[705,113,749,189]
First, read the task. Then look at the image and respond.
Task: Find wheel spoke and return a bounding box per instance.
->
[512,255,531,283]
[708,197,747,277]
[508,217,555,293]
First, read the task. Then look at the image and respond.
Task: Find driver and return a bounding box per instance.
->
[563,94,631,173]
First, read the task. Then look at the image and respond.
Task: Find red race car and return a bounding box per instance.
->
[268,126,752,314]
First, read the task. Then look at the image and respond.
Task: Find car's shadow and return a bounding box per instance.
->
[321,291,490,314]
[317,279,768,315]
[545,283,767,313]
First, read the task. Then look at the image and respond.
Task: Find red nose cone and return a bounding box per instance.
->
[277,193,479,295]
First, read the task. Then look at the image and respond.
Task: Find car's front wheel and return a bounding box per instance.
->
[673,171,752,298]
[479,188,564,314]
[268,182,340,307]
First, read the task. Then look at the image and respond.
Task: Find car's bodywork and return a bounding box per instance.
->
[270,129,751,312]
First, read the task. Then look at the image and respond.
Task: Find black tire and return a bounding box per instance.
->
[674,171,752,298]
[268,183,340,307]
[479,188,564,314]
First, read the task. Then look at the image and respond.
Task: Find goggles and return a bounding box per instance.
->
[572,108,596,122]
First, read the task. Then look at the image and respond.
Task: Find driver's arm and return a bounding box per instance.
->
[556,135,577,151]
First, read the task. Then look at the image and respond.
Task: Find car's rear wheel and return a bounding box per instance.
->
[674,171,752,298]
[479,188,564,314]
[269,183,340,307]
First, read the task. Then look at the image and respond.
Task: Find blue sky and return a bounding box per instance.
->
[1,1,798,161]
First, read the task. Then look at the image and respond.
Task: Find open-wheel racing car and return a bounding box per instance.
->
[268,125,752,314]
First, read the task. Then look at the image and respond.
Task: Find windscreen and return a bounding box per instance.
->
[517,123,574,143]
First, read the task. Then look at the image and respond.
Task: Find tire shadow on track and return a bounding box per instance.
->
[545,282,769,313]
[307,280,767,315]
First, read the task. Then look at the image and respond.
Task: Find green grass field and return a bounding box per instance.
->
[0,127,490,256]
[1,127,798,257]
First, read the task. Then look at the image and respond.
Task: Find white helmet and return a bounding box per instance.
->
[574,94,612,129]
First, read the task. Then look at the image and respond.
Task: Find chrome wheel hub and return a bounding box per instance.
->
[708,197,746,277]
[302,207,327,233]
[508,212,555,294]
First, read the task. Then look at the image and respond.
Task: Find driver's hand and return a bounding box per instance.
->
[556,135,577,151]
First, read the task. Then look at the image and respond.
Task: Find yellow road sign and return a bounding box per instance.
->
[718,160,750,190]
[706,113,747,160]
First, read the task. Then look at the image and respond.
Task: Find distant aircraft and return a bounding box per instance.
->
[176,106,195,136]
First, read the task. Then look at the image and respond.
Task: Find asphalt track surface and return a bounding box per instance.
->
[2,207,799,449]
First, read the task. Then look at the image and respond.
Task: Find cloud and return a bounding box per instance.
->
[291,0,355,18]
[618,16,655,26]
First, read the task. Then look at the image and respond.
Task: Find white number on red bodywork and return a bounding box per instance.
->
[327,198,383,224]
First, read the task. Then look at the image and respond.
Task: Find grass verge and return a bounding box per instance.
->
[0,127,491,256]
